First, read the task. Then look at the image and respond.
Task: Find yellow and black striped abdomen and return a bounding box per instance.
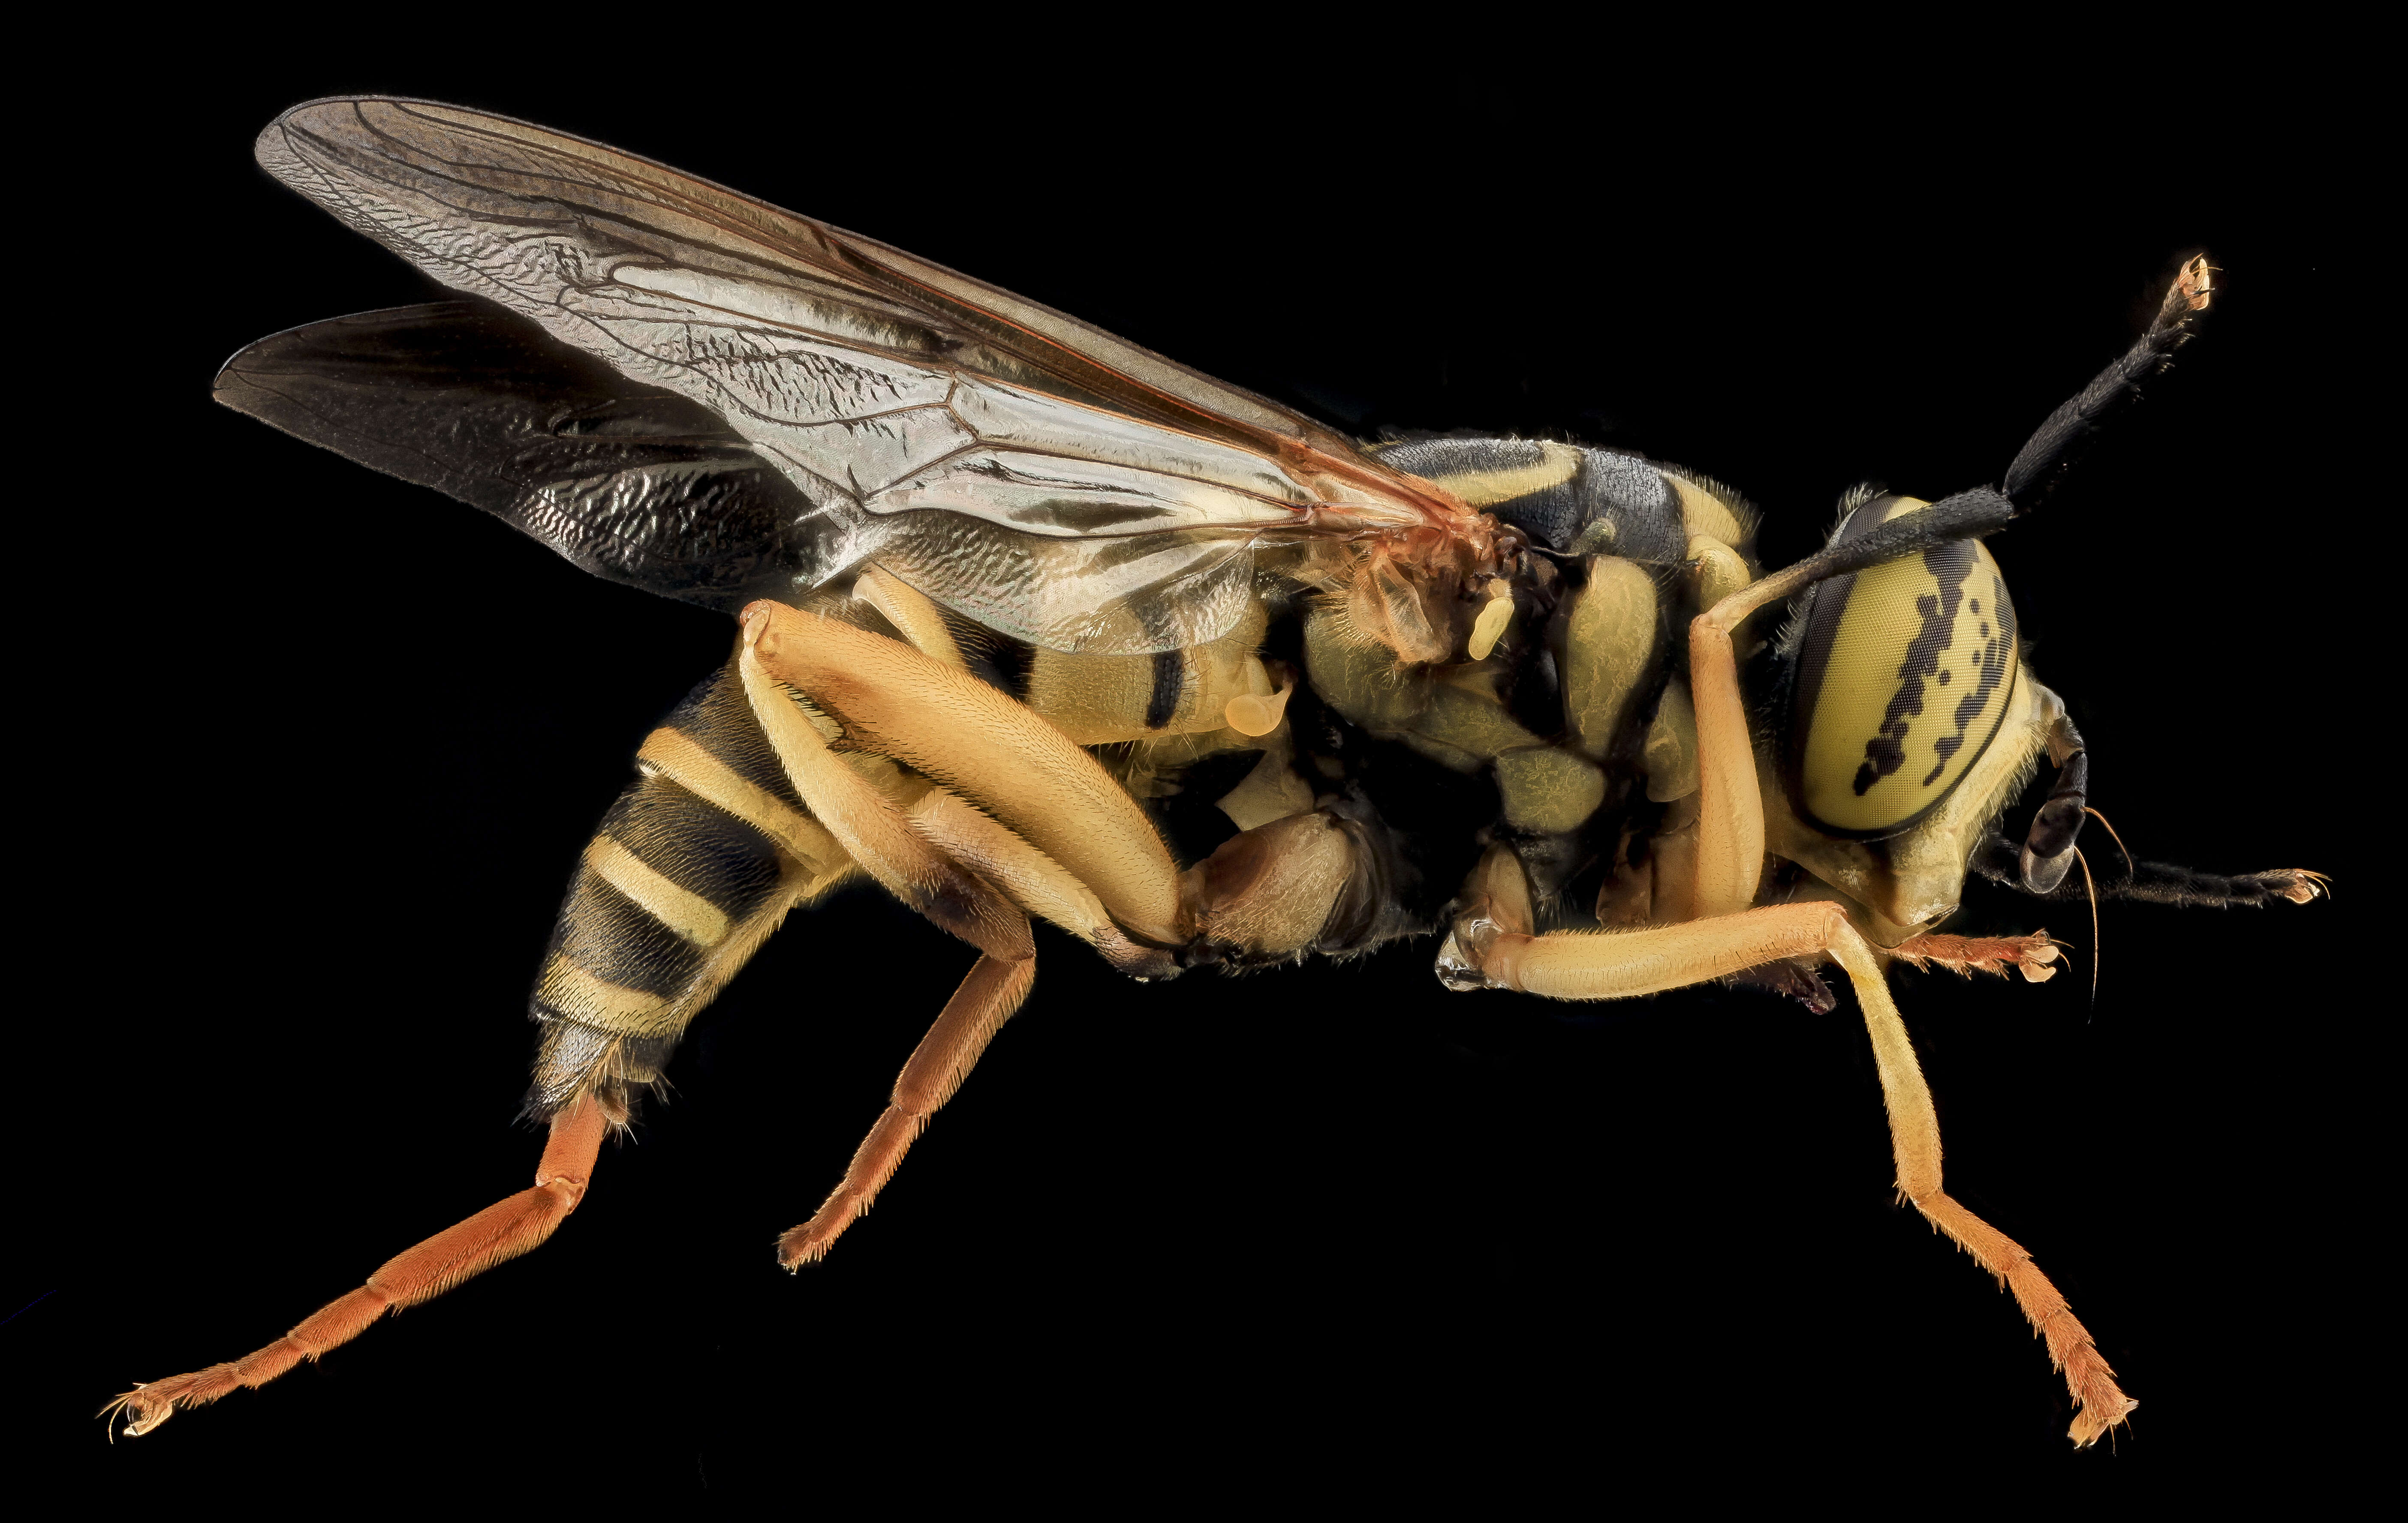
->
[1786,496,2020,838]
[527,659,852,1112]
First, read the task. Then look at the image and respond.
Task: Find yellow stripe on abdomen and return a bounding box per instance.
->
[637,726,848,877]
[583,836,730,948]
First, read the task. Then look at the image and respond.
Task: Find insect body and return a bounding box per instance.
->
[111,98,2326,1445]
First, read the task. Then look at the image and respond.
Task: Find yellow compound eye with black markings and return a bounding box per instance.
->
[1785,495,2020,838]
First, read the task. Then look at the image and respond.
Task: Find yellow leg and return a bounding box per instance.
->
[1686,609,1765,919]
[742,601,1183,944]
[739,609,1392,1270]
[737,629,1052,1266]
[1450,902,2137,1447]
[1686,548,1848,919]
[903,784,1176,978]
[737,630,1029,961]
[854,563,967,669]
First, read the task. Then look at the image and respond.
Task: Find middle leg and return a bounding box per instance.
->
[778,951,1036,1267]
[736,617,1048,1263]
[737,602,1402,1265]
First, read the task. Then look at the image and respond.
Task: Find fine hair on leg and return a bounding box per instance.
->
[1821,927,2137,1445]
[104,1095,610,1436]
[1455,899,2138,1442]
[1971,833,2329,908]
[778,950,1038,1268]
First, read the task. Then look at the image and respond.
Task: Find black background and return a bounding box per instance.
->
[20,40,2372,1507]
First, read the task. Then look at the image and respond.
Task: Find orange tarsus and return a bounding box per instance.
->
[102,1094,607,1436]
[1890,930,2063,982]
[777,950,1037,1270]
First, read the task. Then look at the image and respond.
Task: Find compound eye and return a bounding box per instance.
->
[1785,496,2021,838]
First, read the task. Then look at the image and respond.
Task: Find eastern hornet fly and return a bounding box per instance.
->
[109,98,2326,1447]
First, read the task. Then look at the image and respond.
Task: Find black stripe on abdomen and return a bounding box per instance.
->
[546,864,710,1000]
[597,777,788,924]
[659,659,809,814]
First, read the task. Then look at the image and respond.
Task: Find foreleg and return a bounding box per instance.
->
[1442,899,2135,1446]
[105,1096,609,1436]
[1833,918,2139,1448]
[1891,930,2063,981]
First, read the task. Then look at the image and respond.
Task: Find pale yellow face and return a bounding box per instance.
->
[1790,497,2021,837]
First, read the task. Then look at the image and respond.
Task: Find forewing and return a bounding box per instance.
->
[251,98,1453,650]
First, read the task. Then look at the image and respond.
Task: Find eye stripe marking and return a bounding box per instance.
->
[1852,542,1976,796]
[1788,497,2020,837]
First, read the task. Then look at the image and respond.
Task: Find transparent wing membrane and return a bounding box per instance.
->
[250,98,1459,650]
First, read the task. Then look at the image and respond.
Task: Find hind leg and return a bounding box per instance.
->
[105,1096,610,1436]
